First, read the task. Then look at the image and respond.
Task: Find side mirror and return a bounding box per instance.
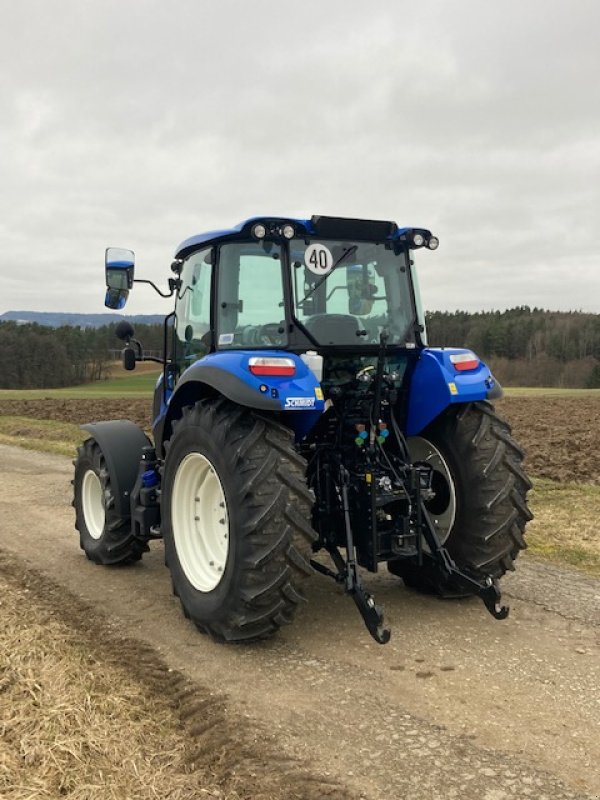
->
[105,247,135,310]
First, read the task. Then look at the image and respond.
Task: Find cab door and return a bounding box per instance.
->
[173,247,214,376]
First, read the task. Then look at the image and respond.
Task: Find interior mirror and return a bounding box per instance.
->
[105,247,135,310]
[346,264,374,315]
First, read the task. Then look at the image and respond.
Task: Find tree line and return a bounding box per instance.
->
[0,321,165,389]
[1,308,599,389]
[425,307,600,388]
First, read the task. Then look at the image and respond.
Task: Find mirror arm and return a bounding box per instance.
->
[133,277,181,298]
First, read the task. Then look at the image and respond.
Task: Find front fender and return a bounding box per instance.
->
[406,348,502,435]
[81,420,151,519]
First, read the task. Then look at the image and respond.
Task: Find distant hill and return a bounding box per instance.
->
[0,311,164,328]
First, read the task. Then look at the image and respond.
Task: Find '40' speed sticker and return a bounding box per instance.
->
[304,243,333,276]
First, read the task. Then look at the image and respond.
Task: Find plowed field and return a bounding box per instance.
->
[0,394,598,483]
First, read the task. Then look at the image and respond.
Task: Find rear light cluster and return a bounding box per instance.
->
[248,357,296,377]
[449,352,480,371]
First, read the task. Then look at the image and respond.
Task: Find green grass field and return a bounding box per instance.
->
[0,369,161,399]
[1,372,599,402]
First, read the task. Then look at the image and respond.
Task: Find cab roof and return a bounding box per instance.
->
[175,215,430,259]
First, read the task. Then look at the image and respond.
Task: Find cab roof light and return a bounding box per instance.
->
[449,352,480,371]
[252,223,267,239]
[428,236,439,250]
[248,357,296,377]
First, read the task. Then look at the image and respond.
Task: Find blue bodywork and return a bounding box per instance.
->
[175,217,421,259]
[155,350,325,443]
[406,348,498,435]
[154,345,496,445]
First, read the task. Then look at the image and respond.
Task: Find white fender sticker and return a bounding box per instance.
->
[284,397,316,409]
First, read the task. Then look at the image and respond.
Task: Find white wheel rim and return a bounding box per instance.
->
[407,436,456,547]
[171,452,230,592]
[82,469,105,540]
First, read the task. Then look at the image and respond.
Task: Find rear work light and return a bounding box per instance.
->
[450,352,480,371]
[248,357,296,377]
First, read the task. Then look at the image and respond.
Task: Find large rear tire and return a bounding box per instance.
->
[162,398,316,642]
[73,438,147,565]
[388,401,532,593]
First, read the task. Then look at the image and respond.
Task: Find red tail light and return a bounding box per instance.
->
[248,357,296,377]
[449,352,480,371]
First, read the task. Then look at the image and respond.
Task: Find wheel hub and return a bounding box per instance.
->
[171,452,230,592]
[406,436,456,546]
[81,469,105,540]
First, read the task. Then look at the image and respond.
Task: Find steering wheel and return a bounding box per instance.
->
[258,323,286,346]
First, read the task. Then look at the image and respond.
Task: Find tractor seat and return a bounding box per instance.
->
[304,314,361,345]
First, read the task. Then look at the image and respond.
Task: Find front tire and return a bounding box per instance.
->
[73,438,147,565]
[388,401,533,593]
[162,398,316,642]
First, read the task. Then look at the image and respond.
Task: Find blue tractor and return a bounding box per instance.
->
[73,216,532,644]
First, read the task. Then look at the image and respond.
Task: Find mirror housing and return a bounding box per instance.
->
[105,247,135,309]
[122,347,137,371]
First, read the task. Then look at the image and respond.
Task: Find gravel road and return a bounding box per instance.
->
[0,443,598,800]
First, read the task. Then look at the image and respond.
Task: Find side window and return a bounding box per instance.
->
[217,243,286,347]
[174,247,212,371]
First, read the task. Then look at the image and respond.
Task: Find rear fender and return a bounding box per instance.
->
[406,348,502,435]
[157,350,325,452]
[81,420,152,519]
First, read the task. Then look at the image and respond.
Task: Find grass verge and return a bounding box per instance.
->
[0,416,86,457]
[0,567,224,800]
[0,552,346,800]
[526,479,600,575]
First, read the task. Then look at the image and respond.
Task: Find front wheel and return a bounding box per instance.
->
[388,401,533,593]
[161,398,316,642]
[73,438,147,565]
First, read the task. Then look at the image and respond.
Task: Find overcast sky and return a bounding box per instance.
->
[1,0,598,316]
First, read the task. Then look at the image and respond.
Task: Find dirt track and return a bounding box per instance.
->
[1,393,599,483]
[0,443,598,799]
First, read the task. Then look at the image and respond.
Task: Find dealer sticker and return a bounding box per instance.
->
[284,397,316,409]
[304,243,334,276]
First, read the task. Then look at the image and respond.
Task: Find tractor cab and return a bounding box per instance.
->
[170,215,437,365]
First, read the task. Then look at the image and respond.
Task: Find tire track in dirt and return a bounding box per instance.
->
[0,549,355,800]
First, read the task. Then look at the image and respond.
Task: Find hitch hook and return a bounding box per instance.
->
[479,577,509,620]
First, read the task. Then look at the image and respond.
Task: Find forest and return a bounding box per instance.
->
[0,321,165,389]
[0,308,599,389]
